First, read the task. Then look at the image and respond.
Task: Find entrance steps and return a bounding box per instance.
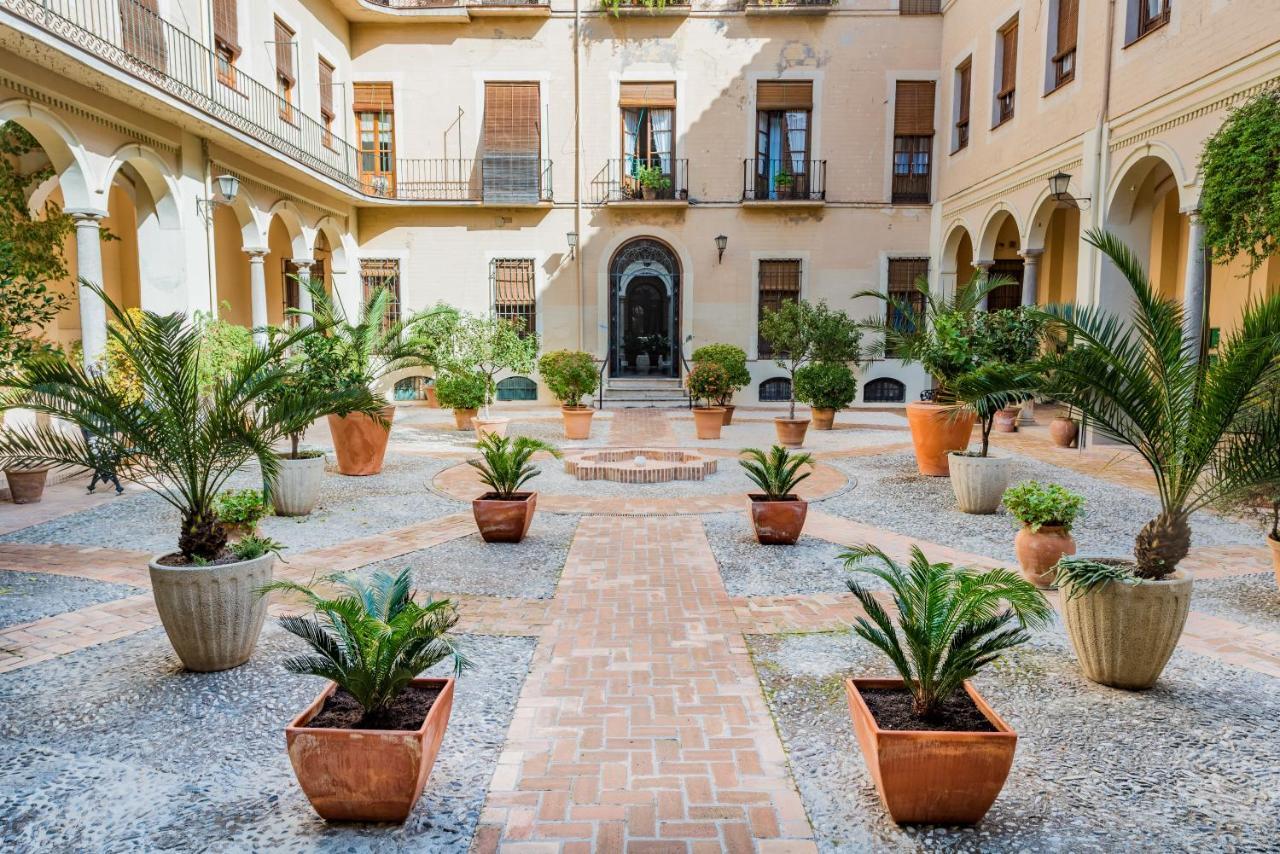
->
[600,377,690,409]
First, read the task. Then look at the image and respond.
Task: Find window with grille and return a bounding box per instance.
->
[1050,0,1078,89]
[886,258,928,357]
[892,81,934,204]
[483,82,542,203]
[274,17,296,123]
[212,0,238,88]
[987,260,1024,312]
[360,259,401,331]
[996,18,1018,125]
[759,377,792,402]
[758,259,802,357]
[864,377,906,404]
[318,58,335,148]
[755,81,813,201]
[394,377,430,401]
[497,376,538,402]
[119,0,167,71]
[492,258,536,337]
[954,60,971,152]
[355,83,395,195]
[899,0,940,13]
[1136,0,1170,39]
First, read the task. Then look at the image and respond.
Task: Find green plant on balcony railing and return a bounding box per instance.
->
[601,0,673,15]
[773,169,795,189]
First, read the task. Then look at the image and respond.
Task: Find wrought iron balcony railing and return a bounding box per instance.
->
[590,158,689,204]
[744,0,835,14]
[743,159,826,202]
[381,157,552,203]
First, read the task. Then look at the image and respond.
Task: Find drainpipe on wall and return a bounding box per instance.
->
[573,0,583,351]
[1089,0,1118,306]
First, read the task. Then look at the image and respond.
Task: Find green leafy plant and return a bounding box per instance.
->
[230,534,285,562]
[634,165,672,193]
[192,308,255,395]
[840,544,1052,720]
[739,445,814,500]
[1218,383,1280,543]
[1199,89,1280,272]
[691,343,750,406]
[538,350,598,407]
[467,433,561,499]
[260,567,469,727]
[1054,557,1138,600]
[794,361,858,411]
[773,169,795,189]
[759,299,863,419]
[436,312,539,415]
[435,369,488,411]
[1038,229,1280,578]
[601,0,671,15]
[405,302,462,376]
[945,362,1043,457]
[1002,481,1084,532]
[214,488,270,531]
[685,362,731,408]
[971,307,1047,366]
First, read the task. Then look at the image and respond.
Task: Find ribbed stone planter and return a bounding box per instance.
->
[948,453,1011,514]
[272,454,326,517]
[1061,568,1192,690]
[148,553,275,672]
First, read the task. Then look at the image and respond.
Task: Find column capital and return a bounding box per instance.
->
[1019,248,1044,260]
[66,208,109,224]
[1180,205,1202,220]
[290,257,316,269]
[245,247,270,259]
[973,258,995,269]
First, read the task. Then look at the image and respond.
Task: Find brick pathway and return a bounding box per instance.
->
[474,515,815,853]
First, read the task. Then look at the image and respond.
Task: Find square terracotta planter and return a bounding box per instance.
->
[285,677,455,822]
[844,678,1016,825]
[473,491,537,543]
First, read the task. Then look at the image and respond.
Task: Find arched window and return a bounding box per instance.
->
[394,376,430,401]
[863,377,906,404]
[759,377,791,402]
[496,376,538,402]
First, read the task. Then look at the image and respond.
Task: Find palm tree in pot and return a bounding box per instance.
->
[468,433,562,543]
[943,362,1042,514]
[740,445,814,544]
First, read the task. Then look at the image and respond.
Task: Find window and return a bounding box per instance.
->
[212,0,238,88]
[886,258,928,352]
[755,81,812,201]
[759,377,792,402]
[318,58,335,149]
[496,377,538,402]
[394,377,432,401]
[1050,0,1078,90]
[863,377,905,404]
[119,0,167,71]
[354,83,395,195]
[899,0,940,13]
[492,258,537,337]
[953,59,971,151]
[274,17,296,123]
[360,259,401,331]
[986,260,1024,312]
[1137,0,1170,39]
[757,259,802,357]
[995,18,1018,126]
[892,81,934,204]
[483,82,543,203]
[620,82,676,199]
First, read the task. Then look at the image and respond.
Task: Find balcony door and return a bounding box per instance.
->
[755,81,812,200]
[620,82,675,199]
[355,83,395,196]
[609,238,681,378]
[483,82,542,203]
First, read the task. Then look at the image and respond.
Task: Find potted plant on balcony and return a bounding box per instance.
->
[759,299,862,448]
[773,168,795,197]
[740,445,814,545]
[691,343,750,424]
[435,369,488,431]
[437,312,539,438]
[635,164,673,200]
[944,362,1042,514]
[1002,480,1083,587]
[0,287,377,671]
[794,360,858,430]
[468,433,561,543]
[840,543,1051,825]
[262,567,469,822]
[539,349,599,439]
[1041,229,1280,689]
[686,362,730,440]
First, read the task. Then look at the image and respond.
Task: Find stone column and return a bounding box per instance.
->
[1181,207,1207,358]
[1020,249,1042,307]
[247,249,269,347]
[71,210,109,372]
[292,260,314,327]
[973,259,994,310]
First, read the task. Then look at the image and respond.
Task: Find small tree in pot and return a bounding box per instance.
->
[468,433,562,543]
[435,369,489,431]
[690,343,750,424]
[437,313,539,438]
[1002,481,1084,587]
[740,445,814,545]
[685,362,731,440]
[538,350,599,439]
[794,361,858,430]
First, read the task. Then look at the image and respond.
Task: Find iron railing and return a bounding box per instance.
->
[744,0,834,11]
[367,0,548,6]
[372,158,551,202]
[898,0,941,13]
[743,159,826,202]
[590,158,689,204]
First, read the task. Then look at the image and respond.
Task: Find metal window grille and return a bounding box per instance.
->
[758,259,801,357]
[864,377,906,404]
[759,377,791,402]
[394,376,430,401]
[987,260,1024,312]
[886,258,928,357]
[360,259,401,330]
[492,258,536,337]
[496,376,538,401]
[899,0,940,13]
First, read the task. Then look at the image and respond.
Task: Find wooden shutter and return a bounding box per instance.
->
[1056,0,1078,56]
[484,82,541,154]
[619,82,676,108]
[757,81,812,111]
[894,81,935,135]
[274,17,294,84]
[999,19,1018,96]
[353,83,394,112]
[119,0,167,70]
[318,59,334,119]
[213,0,237,53]
[958,62,971,124]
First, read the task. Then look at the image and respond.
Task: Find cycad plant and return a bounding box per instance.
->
[467,433,562,499]
[841,544,1052,719]
[945,362,1043,457]
[740,445,814,500]
[1039,229,1280,578]
[260,568,469,727]
[0,285,380,561]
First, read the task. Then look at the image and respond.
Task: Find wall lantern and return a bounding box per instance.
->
[715,234,728,264]
[566,231,579,259]
[197,174,242,221]
[1048,171,1091,210]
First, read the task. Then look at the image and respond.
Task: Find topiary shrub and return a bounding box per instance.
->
[538,350,598,407]
[435,370,488,411]
[794,361,858,411]
[691,343,750,406]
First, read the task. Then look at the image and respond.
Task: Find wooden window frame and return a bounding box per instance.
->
[213,0,238,89]
[355,83,396,196]
[1136,0,1171,40]
[892,81,934,204]
[1049,0,1078,91]
[995,18,1018,127]
[273,17,296,125]
[954,59,971,153]
[318,57,336,149]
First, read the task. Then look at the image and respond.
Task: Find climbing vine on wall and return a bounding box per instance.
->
[1199,89,1280,272]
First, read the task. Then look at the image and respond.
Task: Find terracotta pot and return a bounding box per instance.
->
[1061,567,1192,690]
[5,466,49,504]
[721,404,736,426]
[1270,535,1280,588]
[948,453,1011,514]
[1014,524,1076,588]
[1049,416,1079,448]
[561,406,595,440]
[692,407,725,440]
[993,407,1020,433]
[748,495,808,545]
[844,678,1017,825]
[148,552,274,672]
[905,402,975,476]
[425,385,439,408]
[272,453,326,517]
[286,677,455,822]
[327,405,394,476]
[473,491,537,543]
[774,417,810,448]
[811,408,836,430]
[453,408,478,431]
[472,416,510,439]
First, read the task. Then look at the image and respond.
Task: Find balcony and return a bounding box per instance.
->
[355,0,551,19]
[603,0,691,17]
[744,0,835,16]
[591,159,689,206]
[742,160,826,205]
[381,158,552,204]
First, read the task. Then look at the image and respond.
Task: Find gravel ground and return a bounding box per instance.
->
[818,451,1264,565]
[358,513,578,599]
[0,570,143,630]
[750,629,1280,852]
[702,512,866,598]
[0,624,534,852]
[1189,573,1280,636]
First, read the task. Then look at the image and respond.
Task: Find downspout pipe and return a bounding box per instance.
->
[573,0,583,351]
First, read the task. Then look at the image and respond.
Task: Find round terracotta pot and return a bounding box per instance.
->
[425,385,440,408]
[5,467,49,504]
[811,408,836,431]
[561,406,594,440]
[948,453,1011,514]
[473,416,510,439]
[905,402,975,476]
[692,407,726,440]
[1014,524,1076,588]
[721,404,736,426]
[774,417,810,448]
[1268,534,1280,589]
[1049,416,1080,448]
[993,407,1020,433]
[748,495,808,545]
[272,453,326,517]
[327,405,395,476]
[453,408,478,431]
[472,492,537,543]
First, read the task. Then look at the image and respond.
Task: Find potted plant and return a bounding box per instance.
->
[840,544,1051,825]
[437,312,539,438]
[260,326,339,517]
[1002,480,1083,587]
[635,164,672,200]
[773,169,795,196]
[740,445,814,545]
[1041,229,1280,689]
[467,433,561,543]
[407,302,461,412]
[4,463,49,504]
[539,349,599,439]
[944,363,1041,514]
[214,488,270,541]
[759,299,863,448]
[261,568,469,822]
[0,289,373,671]
[794,360,857,430]
[691,343,750,425]
[685,362,730,440]
[1049,404,1080,448]
[435,369,488,431]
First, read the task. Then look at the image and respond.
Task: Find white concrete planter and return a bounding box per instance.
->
[272,454,326,517]
[148,552,275,672]
[948,453,1011,514]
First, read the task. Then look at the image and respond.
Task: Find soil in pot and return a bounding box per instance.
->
[905,402,975,476]
[5,467,49,504]
[306,683,442,731]
[858,686,996,733]
[748,495,808,545]
[774,418,810,448]
[692,407,725,440]
[811,408,836,431]
[1049,417,1079,448]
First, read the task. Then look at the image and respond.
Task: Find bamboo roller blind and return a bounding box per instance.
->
[894,81,935,135]
[757,81,812,111]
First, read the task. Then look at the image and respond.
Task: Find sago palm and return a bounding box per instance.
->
[739,445,814,499]
[841,544,1051,720]
[468,433,562,498]
[1039,229,1280,578]
[261,568,469,726]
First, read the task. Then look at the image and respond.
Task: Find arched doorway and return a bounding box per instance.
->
[609,238,681,377]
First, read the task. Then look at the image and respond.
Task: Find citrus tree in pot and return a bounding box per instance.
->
[407,301,461,409]
[840,544,1051,825]
[944,362,1042,514]
[794,360,857,430]
[435,369,488,430]
[262,568,469,822]
[468,433,562,543]
[0,287,379,671]
[1041,229,1280,689]
[1002,481,1083,588]
[690,343,750,424]
[437,313,539,438]
[740,445,814,545]
[685,362,730,440]
[538,349,599,439]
